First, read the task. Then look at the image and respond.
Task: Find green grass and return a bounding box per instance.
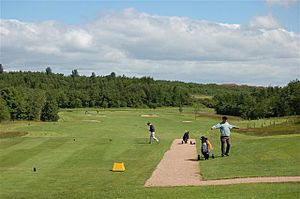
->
[0,108,299,199]
[236,121,300,136]
[236,117,296,129]
[200,134,300,179]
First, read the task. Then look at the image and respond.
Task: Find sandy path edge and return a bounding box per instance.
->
[144,139,300,187]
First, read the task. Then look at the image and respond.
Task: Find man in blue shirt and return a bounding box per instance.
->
[211,116,239,157]
[147,122,159,144]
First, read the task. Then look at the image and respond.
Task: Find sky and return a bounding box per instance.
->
[1,0,300,86]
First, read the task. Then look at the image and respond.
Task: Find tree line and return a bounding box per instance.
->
[1,65,297,122]
[213,80,300,119]
[0,67,193,121]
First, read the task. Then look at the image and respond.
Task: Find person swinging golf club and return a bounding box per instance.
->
[211,116,239,157]
[147,122,159,144]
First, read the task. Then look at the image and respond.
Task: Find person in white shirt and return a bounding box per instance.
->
[211,116,239,157]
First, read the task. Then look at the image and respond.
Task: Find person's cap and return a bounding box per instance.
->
[200,136,206,140]
[222,116,228,120]
[147,122,150,125]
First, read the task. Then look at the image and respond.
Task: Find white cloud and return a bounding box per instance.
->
[1,9,299,86]
[249,15,281,29]
[266,0,297,7]
[64,30,93,49]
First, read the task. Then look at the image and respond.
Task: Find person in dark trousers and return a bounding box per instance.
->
[211,116,239,157]
[182,130,189,144]
[147,122,159,144]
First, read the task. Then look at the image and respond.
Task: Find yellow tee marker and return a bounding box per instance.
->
[112,162,125,172]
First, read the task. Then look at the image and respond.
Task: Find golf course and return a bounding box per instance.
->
[2,0,300,197]
[1,107,299,199]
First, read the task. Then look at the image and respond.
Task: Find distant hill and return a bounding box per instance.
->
[222,84,265,89]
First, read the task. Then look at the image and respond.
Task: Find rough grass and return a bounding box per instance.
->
[236,122,300,136]
[0,131,28,139]
[196,111,240,121]
[0,108,299,199]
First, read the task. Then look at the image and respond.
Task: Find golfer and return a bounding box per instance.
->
[147,122,159,144]
[182,130,189,144]
[211,116,239,157]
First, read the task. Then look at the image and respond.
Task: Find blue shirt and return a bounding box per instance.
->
[212,122,236,137]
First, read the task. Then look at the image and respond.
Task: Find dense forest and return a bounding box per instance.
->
[0,64,299,121]
[214,80,300,119]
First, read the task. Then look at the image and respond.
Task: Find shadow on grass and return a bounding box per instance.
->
[197,154,224,161]
[134,138,150,145]
[186,158,199,162]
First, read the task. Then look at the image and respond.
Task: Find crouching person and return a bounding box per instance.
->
[182,130,189,144]
[201,136,210,160]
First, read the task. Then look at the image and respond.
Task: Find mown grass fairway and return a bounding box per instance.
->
[0,108,299,199]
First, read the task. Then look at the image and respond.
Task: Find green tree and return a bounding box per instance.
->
[26,90,46,120]
[193,102,201,120]
[45,67,52,75]
[179,104,183,113]
[0,88,26,120]
[91,72,96,78]
[40,98,59,121]
[71,69,79,77]
[0,64,3,73]
[0,98,10,122]
[109,72,116,78]
[286,80,300,115]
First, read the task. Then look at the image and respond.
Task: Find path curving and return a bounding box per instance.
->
[144,139,300,187]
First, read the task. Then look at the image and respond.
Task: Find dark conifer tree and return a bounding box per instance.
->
[45,67,52,75]
[0,64,3,73]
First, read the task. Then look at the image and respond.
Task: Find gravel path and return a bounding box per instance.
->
[144,139,300,187]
